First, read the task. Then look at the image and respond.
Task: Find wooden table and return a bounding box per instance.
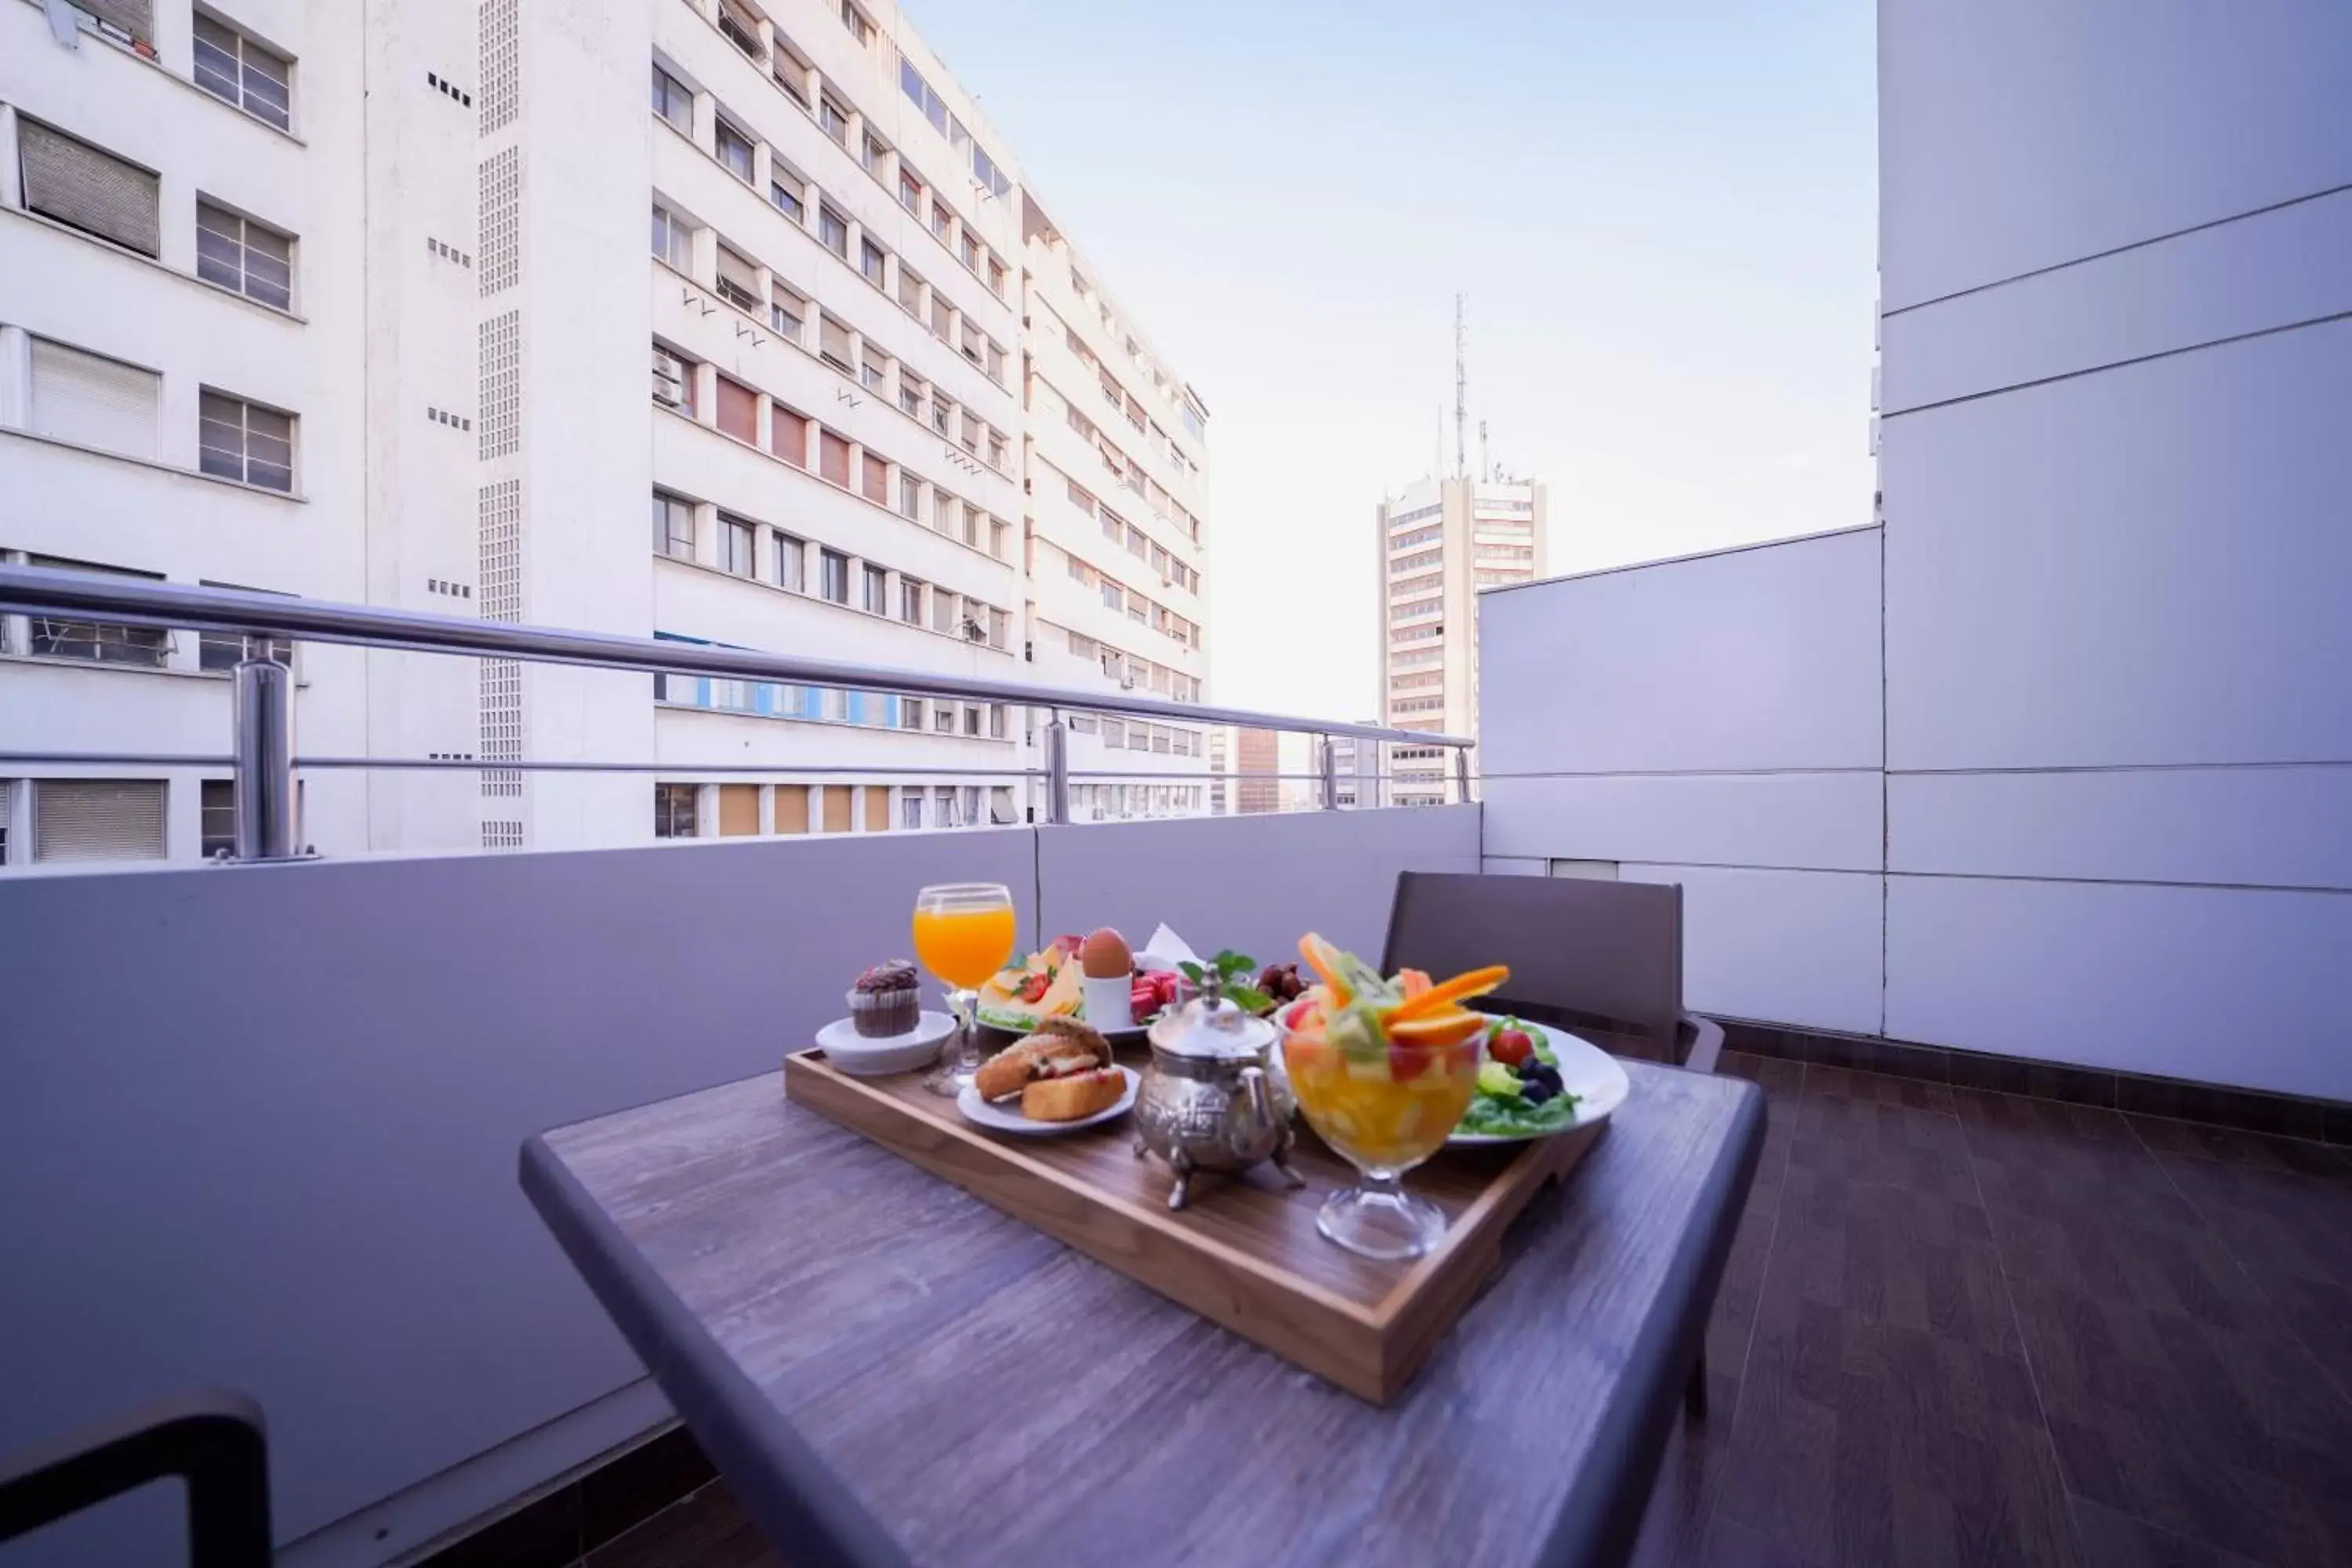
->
[520,1059,1762,1568]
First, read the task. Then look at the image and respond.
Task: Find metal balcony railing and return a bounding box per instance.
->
[0,564,1474,861]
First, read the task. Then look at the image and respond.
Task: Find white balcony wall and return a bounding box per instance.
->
[1478,2,2352,1099]
[0,811,1472,1564]
[1477,528,1887,1035]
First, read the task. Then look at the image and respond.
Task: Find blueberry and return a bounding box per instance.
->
[1521,1080,1554,1105]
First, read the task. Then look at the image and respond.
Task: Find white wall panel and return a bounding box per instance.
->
[1882,320,2352,771]
[1880,188,2352,413]
[1484,772,1882,873]
[1479,527,1882,777]
[1891,767,2352,891]
[1880,0,2352,309]
[1621,863,1884,1035]
[1886,874,2352,1100]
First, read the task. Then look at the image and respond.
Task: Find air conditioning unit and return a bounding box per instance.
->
[652,352,685,408]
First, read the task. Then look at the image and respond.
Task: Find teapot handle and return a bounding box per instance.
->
[1240,1063,1273,1127]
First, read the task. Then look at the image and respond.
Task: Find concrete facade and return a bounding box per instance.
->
[0,0,1214,872]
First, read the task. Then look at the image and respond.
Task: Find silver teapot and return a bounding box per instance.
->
[1133,974,1303,1210]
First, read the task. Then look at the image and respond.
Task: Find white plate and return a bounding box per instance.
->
[815,1011,954,1077]
[1446,1020,1632,1145]
[957,1065,1140,1135]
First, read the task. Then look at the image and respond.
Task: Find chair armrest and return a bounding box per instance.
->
[0,1389,270,1567]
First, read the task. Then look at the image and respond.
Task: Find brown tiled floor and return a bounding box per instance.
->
[575,1054,2352,1568]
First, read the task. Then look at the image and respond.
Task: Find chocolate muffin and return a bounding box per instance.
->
[849,960,920,1038]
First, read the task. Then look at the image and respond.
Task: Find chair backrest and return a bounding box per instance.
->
[1380,871,1684,1047]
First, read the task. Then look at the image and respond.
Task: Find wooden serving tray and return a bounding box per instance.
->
[782,1046,1602,1404]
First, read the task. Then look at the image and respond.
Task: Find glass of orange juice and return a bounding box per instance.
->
[913,882,1017,1096]
[1284,1013,1480,1259]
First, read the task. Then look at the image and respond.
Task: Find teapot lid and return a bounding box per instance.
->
[1147,972,1277,1060]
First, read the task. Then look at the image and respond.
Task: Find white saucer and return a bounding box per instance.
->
[817,1011,954,1077]
[956,1065,1140,1135]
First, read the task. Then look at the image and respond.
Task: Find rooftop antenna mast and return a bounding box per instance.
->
[1453,293,1467,480]
[1479,418,1490,483]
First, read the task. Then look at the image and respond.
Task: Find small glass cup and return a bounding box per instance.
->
[910,882,1017,1097]
[1284,1021,1479,1260]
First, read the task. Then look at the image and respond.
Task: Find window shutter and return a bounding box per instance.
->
[30,339,160,459]
[819,316,852,365]
[862,452,887,503]
[81,0,152,42]
[716,247,760,299]
[819,430,850,485]
[19,122,161,257]
[716,376,757,441]
[34,780,167,862]
[771,405,808,466]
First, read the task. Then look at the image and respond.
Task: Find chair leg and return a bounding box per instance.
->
[1684,1348,1708,1417]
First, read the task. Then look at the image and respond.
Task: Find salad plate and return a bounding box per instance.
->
[1448,1017,1631,1145]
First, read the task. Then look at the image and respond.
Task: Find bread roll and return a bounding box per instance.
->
[1021,1069,1125,1122]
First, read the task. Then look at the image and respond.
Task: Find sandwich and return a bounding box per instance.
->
[973,1018,1115,1106]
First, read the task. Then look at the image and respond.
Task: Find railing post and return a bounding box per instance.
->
[1044,713,1071,826]
[1319,735,1338,811]
[231,652,297,861]
[1454,745,1473,804]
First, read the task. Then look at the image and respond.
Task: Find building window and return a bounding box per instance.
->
[929,201,952,241]
[715,375,757,442]
[931,488,956,535]
[723,517,755,575]
[820,549,849,604]
[32,779,167,863]
[860,351,889,393]
[771,42,811,107]
[898,169,923,212]
[200,779,236,859]
[901,792,924,828]
[818,428,851,485]
[898,473,923,519]
[27,338,159,460]
[770,286,804,338]
[16,121,161,257]
[987,256,1007,298]
[194,201,292,310]
[930,394,952,437]
[962,504,982,547]
[715,245,760,310]
[989,704,1008,739]
[957,230,980,271]
[655,782,699,839]
[818,206,848,256]
[717,0,766,60]
[985,342,1007,386]
[862,132,887,176]
[989,608,1010,651]
[651,65,692,132]
[194,16,291,129]
[818,96,849,144]
[651,202,692,270]
[770,168,805,221]
[931,589,955,635]
[198,392,294,492]
[771,531,804,590]
[653,491,695,558]
[771,404,807,465]
[861,452,888,504]
[963,707,982,737]
[817,314,855,375]
[862,562,887,614]
[1101,580,1122,613]
[987,432,1007,471]
[899,577,924,623]
[24,557,170,666]
[840,2,873,45]
[860,238,886,285]
[715,119,755,182]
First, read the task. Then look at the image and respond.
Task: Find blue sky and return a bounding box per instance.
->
[907,0,1879,718]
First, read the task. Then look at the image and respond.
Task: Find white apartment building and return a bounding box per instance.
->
[0,0,1211,869]
[1374,475,1546,804]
